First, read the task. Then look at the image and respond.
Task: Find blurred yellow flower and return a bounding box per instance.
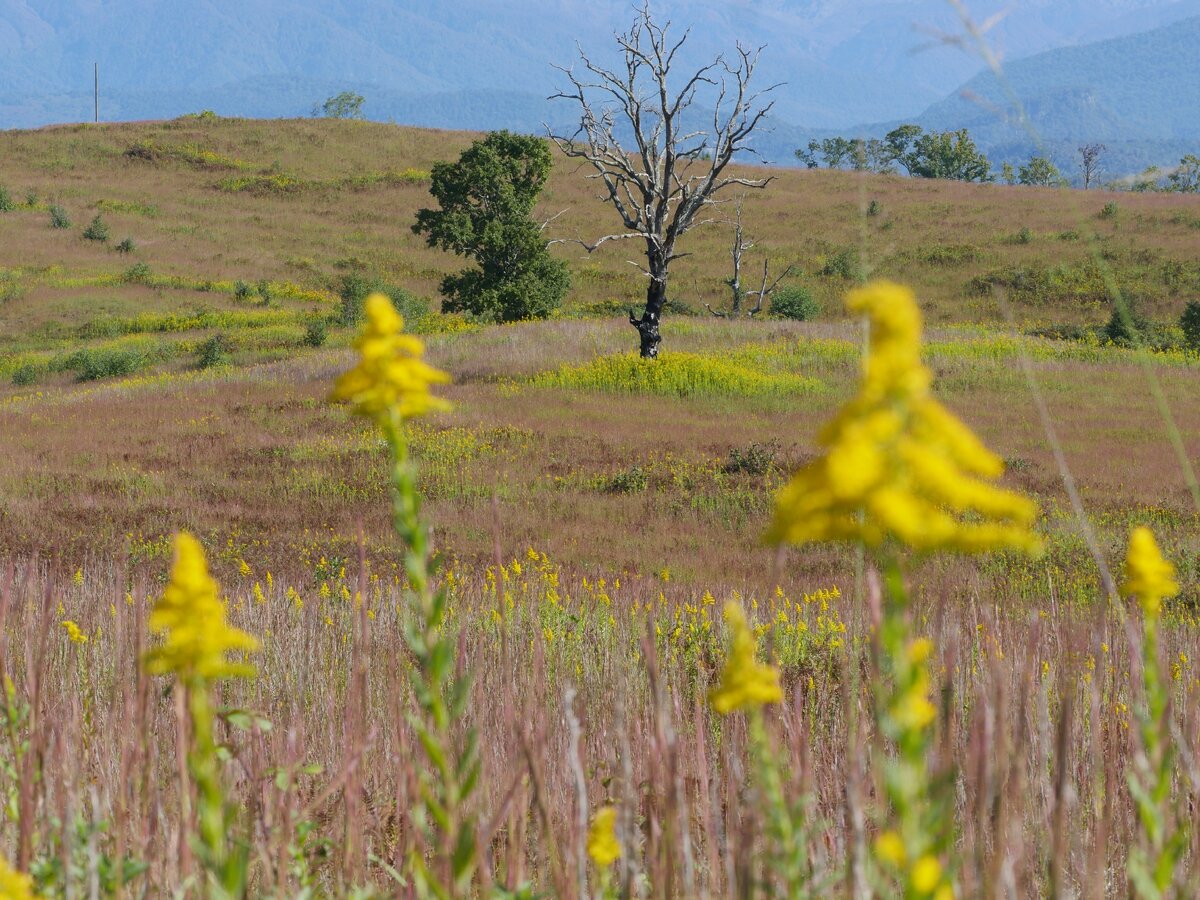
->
[874,829,906,867]
[1122,526,1178,619]
[709,602,783,714]
[61,620,88,645]
[0,852,37,899]
[144,532,259,682]
[332,293,451,424]
[586,806,621,867]
[767,281,1040,555]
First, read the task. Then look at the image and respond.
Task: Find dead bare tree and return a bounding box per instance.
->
[706,198,796,318]
[1078,143,1106,190]
[549,3,778,357]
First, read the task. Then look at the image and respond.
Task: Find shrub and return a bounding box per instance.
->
[1103,302,1145,347]
[338,273,429,328]
[723,441,778,476]
[25,190,38,207]
[257,280,272,305]
[115,237,136,254]
[11,364,37,386]
[1100,201,1120,219]
[62,346,150,381]
[234,280,253,302]
[770,285,821,321]
[605,465,649,494]
[82,214,110,242]
[0,186,14,212]
[820,246,861,281]
[1013,226,1033,244]
[1180,301,1200,351]
[122,262,151,282]
[303,318,329,348]
[867,199,881,217]
[49,204,71,229]
[197,333,234,369]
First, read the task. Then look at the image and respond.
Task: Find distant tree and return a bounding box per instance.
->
[881,125,989,182]
[1078,143,1105,190]
[705,198,796,318]
[549,4,777,358]
[413,130,569,323]
[1167,154,1200,193]
[314,91,365,120]
[1181,300,1200,350]
[796,136,891,172]
[1017,156,1067,187]
[1131,166,1163,193]
[1000,162,1017,185]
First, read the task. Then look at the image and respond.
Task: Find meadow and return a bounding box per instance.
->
[0,116,1199,897]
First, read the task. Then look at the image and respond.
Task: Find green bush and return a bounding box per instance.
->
[49,205,71,229]
[723,441,778,476]
[604,465,649,495]
[234,280,253,301]
[83,214,110,242]
[257,280,272,305]
[770,285,821,321]
[197,333,234,369]
[338,273,429,328]
[867,199,881,217]
[25,190,38,207]
[820,246,861,281]
[1015,226,1033,244]
[115,237,136,254]
[0,186,14,212]
[60,347,150,381]
[303,318,329,347]
[1181,301,1200,351]
[11,364,38,386]
[1100,201,1120,219]
[122,262,152,283]
[1103,302,1145,347]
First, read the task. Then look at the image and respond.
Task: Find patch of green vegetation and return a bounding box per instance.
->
[95,199,160,218]
[532,350,823,399]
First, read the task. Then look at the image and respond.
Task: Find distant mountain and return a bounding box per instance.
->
[2,0,1200,132]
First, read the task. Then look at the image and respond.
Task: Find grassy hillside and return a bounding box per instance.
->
[1,115,1198,588]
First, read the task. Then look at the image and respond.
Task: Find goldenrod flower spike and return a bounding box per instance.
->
[144,532,258,681]
[586,806,622,867]
[767,280,1041,556]
[1123,526,1178,619]
[709,602,783,713]
[332,293,451,423]
[0,852,38,899]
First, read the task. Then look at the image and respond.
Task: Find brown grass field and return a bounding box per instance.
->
[0,116,1199,897]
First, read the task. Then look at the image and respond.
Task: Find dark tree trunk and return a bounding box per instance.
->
[631,276,666,358]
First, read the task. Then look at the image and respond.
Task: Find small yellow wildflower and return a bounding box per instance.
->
[332,293,451,423]
[874,830,906,867]
[911,854,943,894]
[0,851,37,899]
[72,568,83,586]
[144,533,258,682]
[709,602,783,714]
[586,806,621,867]
[767,281,1040,555]
[1122,526,1178,619]
[61,620,88,644]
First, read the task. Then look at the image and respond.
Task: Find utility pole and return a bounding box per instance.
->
[94,63,98,123]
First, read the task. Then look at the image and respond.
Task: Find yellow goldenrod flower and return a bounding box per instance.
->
[767,281,1040,555]
[586,806,621,867]
[61,620,88,644]
[332,293,451,423]
[874,830,906,867]
[1122,526,1178,619]
[709,602,783,714]
[911,854,943,894]
[144,532,259,682]
[72,568,83,586]
[0,852,37,899]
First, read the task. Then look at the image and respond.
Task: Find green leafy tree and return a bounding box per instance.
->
[1167,154,1200,193]
[883,124,924,175]
[1180,300,1200,351]
[910,129,991,182]
[413,130,569,322]
[796,137,892,172]
[1018,156,1067,186]
[1000,162,1017,185]
[314,91,364,119]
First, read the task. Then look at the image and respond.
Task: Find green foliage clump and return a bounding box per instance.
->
[197,334,234,369]
[122,262,151,283]
[56,346,152,381]
[338,274,429,329]
[723,441,778,476]
[234,280,253,302]
[303,318,329,348]
[1180,301,1200,351]
[1017,156,1067,186]
[115,237,136,254]
[83,214,110,242]
[0,186,14,212]
[413,130,570,322]
[885,124,991,182]
[533,351,822,399]
[314,91,365,119]
[1104,302,1144,347]
[604,465,649,494]
[820,247,862,281]
[49,204,71,229]
[11,364,38,386]
[256,280,272,305]
[1100,201,1120,218]
[770,285,821,321]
